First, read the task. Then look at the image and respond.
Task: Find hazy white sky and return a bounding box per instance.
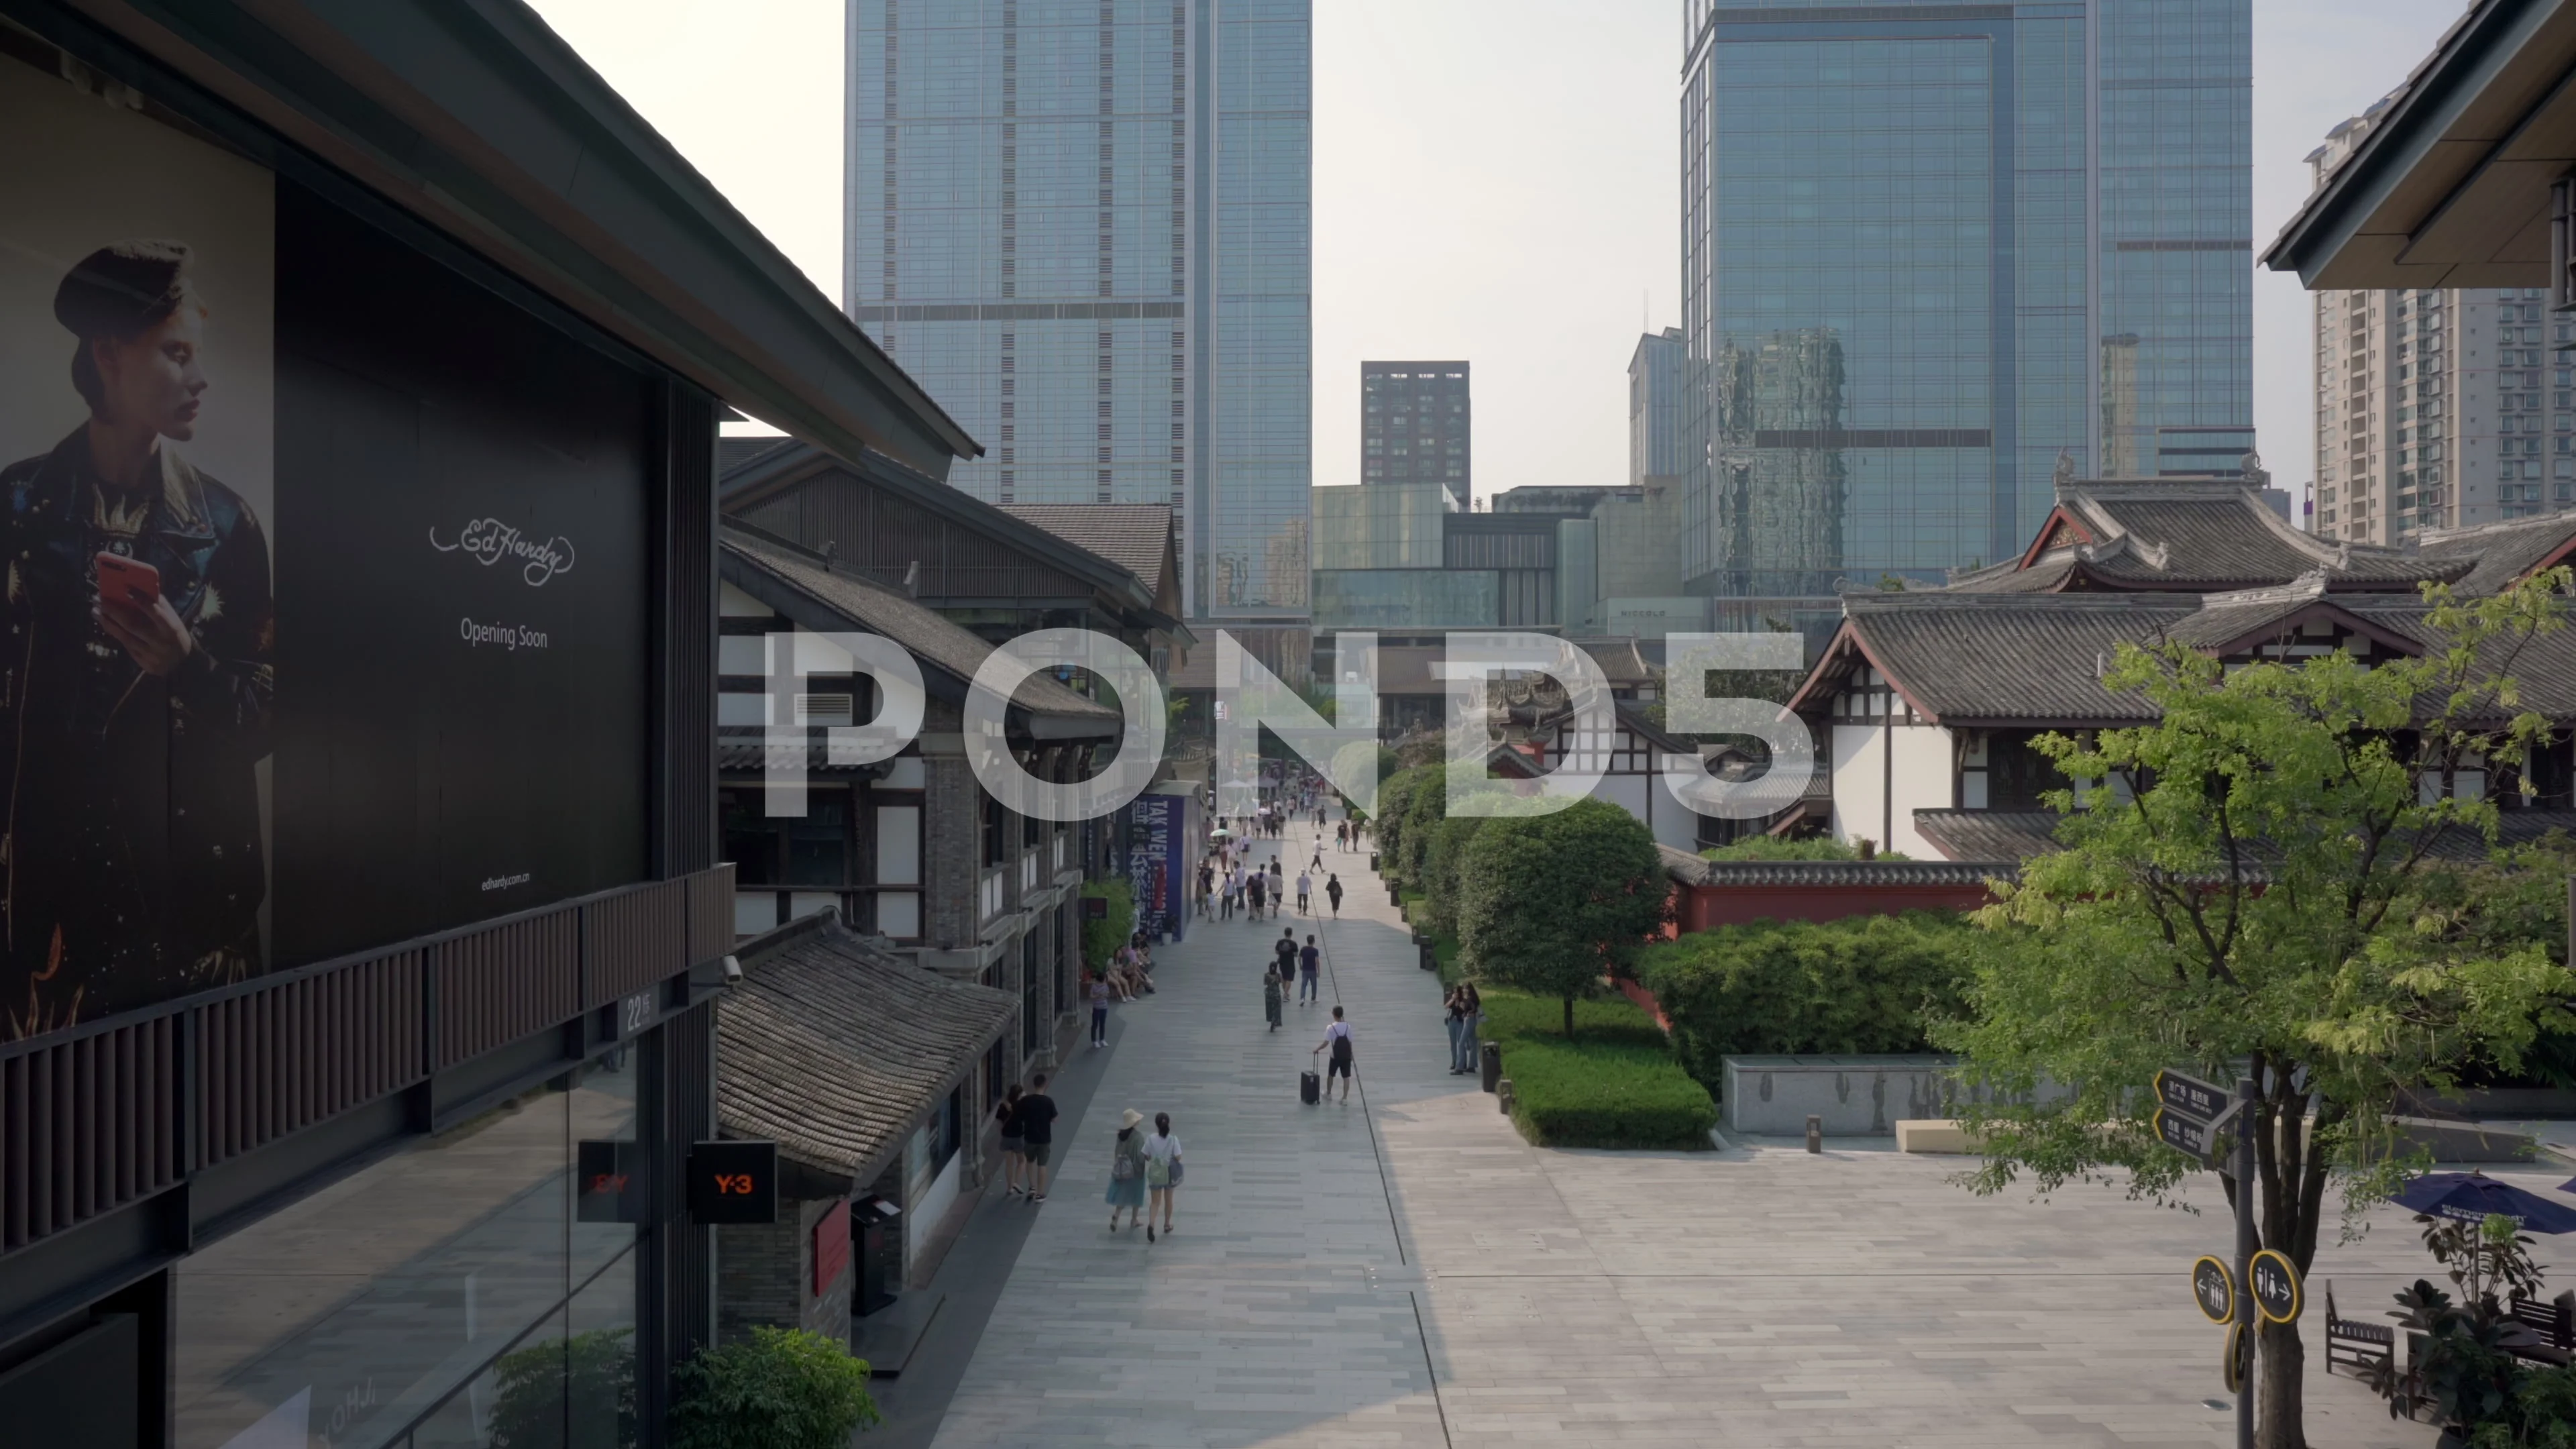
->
[534,0,2468,516]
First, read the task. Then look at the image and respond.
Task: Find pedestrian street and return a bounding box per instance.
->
[919,829,2532,1449]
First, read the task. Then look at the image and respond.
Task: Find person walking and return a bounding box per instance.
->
[1325,873,1344,918]
[1106,1109,1148,1233]
[996,1083,1028,1196]
[1088,971,1113,1048]
[1197,861,1214,919]
[1295,867,1312,916]
[1308,838,1325,873]
[1273,928,1299,993]
[1312,1007,1356,1103]
[1144,1112,1182,1240]
[1267,861,1285,916]
[1454,981,1484,1075]
[1018,1075,1059,1202]
[1299,934,1322,1006]
[1335,820,1348,851]
[1443,985,1472,1076]
[1263,963,1284,1032]
[1246,868,1267,922]
[1220,865,1238,920]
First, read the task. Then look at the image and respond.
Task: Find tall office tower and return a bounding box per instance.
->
[845,0,1313,664]
[2305,102,2565,541]
[1678,0,2254,611]
[1629,327,1684,488]
[1360,362,1471,508]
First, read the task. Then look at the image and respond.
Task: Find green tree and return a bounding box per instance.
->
[1079,877,1133,971]
[1421,794,1552,938]
[1458,798,1669,1038]
[1939,571,2576,1449]
[669,1327,879,1449]
[1371,766,1436,883]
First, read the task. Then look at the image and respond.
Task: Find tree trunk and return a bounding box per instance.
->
[1562,994,1575,1040]
[2257,1316,2306,1449]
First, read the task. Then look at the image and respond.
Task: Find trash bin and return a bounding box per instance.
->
[1418,939,1438,972]
[1480,1041,1501,1093]
[1368,852,1380,872]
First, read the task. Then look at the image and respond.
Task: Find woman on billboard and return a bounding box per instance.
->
[0,239,273,1036]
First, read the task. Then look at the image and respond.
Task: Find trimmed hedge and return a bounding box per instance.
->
[1372,766,1438,885]
[1500,1037,1718,1148]
[1636,912,1973,1091]
[1476,987,1715,1148]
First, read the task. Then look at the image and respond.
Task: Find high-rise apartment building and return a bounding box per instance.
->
[1629,327,1684,488]
[1360,362,1470,508]
[2305,101,2570,541]
[844,0,1313,656]
[1678,0,2254,613]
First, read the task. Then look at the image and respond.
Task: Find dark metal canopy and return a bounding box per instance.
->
[2263,0,2576,290]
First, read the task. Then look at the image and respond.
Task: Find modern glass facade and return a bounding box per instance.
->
[1679,0,2252,600]
[846,0,1313,625]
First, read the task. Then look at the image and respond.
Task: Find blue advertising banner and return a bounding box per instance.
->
[1126,789,1193,943]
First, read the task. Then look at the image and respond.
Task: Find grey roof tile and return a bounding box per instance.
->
[718,914,1016,1180]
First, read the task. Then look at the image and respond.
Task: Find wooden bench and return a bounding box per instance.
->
[2508,1291,2576,1365]
[2324,1281,2396,1379]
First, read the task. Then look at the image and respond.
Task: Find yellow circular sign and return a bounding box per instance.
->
[2249,1248,2303,1324]
[2222,1321,2251,1395]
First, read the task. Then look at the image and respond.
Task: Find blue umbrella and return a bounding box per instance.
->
[2397,1172,2576,1234]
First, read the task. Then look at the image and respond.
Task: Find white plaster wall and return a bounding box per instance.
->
[1829,722,1951,858]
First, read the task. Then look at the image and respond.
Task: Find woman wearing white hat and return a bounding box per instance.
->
[1106,1109,1148,1234]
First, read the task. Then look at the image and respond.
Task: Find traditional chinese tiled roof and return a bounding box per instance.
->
[998,504,1176,596]
[1915,807,2576,868]
[717,912,1016,1181]
[2413,510,2576,598]
[1945,478,2465,594]
[721,526,1119,726]
[1658,843,2015,889]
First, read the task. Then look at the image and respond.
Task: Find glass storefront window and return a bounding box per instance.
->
[176,1051,643,1449]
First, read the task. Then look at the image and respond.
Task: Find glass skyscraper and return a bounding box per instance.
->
[1679,0,2253,606]
[845,0,1312,637]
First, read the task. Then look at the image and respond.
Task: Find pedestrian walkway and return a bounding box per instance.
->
[925,827,1452,1448]
[915,823,2498,1448]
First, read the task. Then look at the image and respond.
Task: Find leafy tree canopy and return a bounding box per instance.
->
[1939,570,2576,1447]
[1458,798,1668,1038]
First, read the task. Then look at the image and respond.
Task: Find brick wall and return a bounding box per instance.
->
[715,1192,852,1345]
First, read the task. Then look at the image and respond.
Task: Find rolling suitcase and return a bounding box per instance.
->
[1300,1069,1321,1105]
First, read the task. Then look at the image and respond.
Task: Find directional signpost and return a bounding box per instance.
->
[2159,1071,2257,1449]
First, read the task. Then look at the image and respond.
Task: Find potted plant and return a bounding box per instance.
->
[2366,1213,2576,1447]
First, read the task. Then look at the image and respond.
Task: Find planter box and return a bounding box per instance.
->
[1721,1055,2069,1137]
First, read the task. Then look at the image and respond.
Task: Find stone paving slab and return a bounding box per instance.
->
[923,829,2551,1448]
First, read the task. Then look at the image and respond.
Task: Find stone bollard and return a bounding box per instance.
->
[1480,1041,1501,1093]
[1805,1114,1823,1153]
[1497,1079,1515,1115]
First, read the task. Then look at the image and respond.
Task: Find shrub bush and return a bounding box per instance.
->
[1416,792,1540,938]
[492,1328,634,1448]
[1473,986,1713,1148]
[1638,912,1974,1091]
[1501,1036,1717,1148]
[669,1327,879,1449]
[1079,877,1133,971]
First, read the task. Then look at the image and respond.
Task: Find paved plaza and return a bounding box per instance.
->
[903,831,2563,1448]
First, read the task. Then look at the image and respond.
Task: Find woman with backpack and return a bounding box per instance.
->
[1106,1108,1148,1233]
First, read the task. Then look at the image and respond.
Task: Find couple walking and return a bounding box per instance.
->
[1106,1109,1183,1241]
[994,1076,1061,1203]
[1262,928,1320,1030]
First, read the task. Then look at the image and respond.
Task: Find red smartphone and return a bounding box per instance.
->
[95,553,160,612]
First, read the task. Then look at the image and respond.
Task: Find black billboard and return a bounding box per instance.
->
[0,62,647,1034]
